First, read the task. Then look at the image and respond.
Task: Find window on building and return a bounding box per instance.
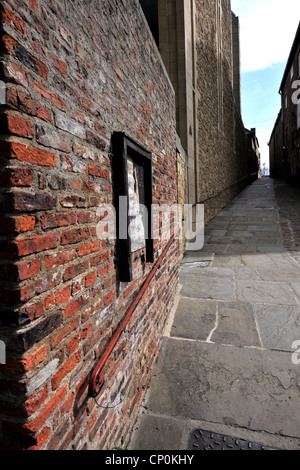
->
[139,0,159,47]
[111,132,154,282]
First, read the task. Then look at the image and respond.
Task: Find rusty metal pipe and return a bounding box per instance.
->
[88,232,178,398]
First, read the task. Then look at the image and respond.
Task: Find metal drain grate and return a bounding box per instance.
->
[190,430,277,450]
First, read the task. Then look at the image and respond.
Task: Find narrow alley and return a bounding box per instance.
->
[130,178,300,451]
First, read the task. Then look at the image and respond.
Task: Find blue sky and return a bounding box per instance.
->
[231,0,300,170]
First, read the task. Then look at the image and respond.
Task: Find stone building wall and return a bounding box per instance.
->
[269,110,284,179]
[151,0,253,224]
[232,12,241,114]
[195,0,250,222]
[0,0,179,450]
[278,23,300,186]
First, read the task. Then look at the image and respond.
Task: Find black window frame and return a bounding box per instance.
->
[111,132,154,283]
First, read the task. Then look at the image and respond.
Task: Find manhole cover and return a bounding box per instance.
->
[189,430,277,450]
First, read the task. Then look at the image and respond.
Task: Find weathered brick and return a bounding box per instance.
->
[29,0,37,10]
[77,241,100,257]
[73,143,96,160]
[90,251,109,266]
[61,227,89,245]
[63,260,89,282]
[5,344,47,375]
[55,284,71,306]
[12,311,63,353]
[11,257,41,281]
[44,249,77,270]
[71,277,84,295]
[0,141,57,167]
[21,300,44,322]
[55,112,85,138]
[51,351,81,390]
[24,387,49,423]
[17,385,67,433]
[1,114,33,138]
[50,317,79,349]
[40,212,76,230]
[1,34,48,79]
[0,5,27,36]
[88,165,108,179]
[33,80,66,110]
[36,125,72,153]
[61,156,87,174]
[19,272,61,302]
[103,289,116,305]
[9,192,56,213]
[60,393,74,417]
[0,216,35,234]
[0,167,33,187]
[66,334,80,356]
[76,211,96,224]
[45,294,55,310]
[14,233,59,256]
[60,195,88,208]
[1,62,29,87]
[82,180,93,192]
[69,179,81,190]
[51,56,68,75]
[85,271,96,287]
[85,131,106,151]
[65,293,89,319]
[5,88,51,122]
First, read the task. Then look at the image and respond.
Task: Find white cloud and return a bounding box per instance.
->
[231,0,300,72]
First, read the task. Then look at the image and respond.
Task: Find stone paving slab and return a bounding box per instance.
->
[258,268,300,282]
[255,304,300,351]
[130,179,300,451]
[211,301,261,347]
[236,280,297,305]
[145,339,300,438]
[211,254,244,268]
[170,298,217,341]
[148,338,300,437]
[241,254,276,268]
[179,266,234,300]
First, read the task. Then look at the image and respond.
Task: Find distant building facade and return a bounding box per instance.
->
[269,110,284,178]
[141,0,258,222]
[270,22,300,185]
[246,128,261,179]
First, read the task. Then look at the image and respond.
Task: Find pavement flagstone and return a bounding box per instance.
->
[129,178,300,451]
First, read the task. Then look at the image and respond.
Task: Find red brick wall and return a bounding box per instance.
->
[0,0,178,450]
